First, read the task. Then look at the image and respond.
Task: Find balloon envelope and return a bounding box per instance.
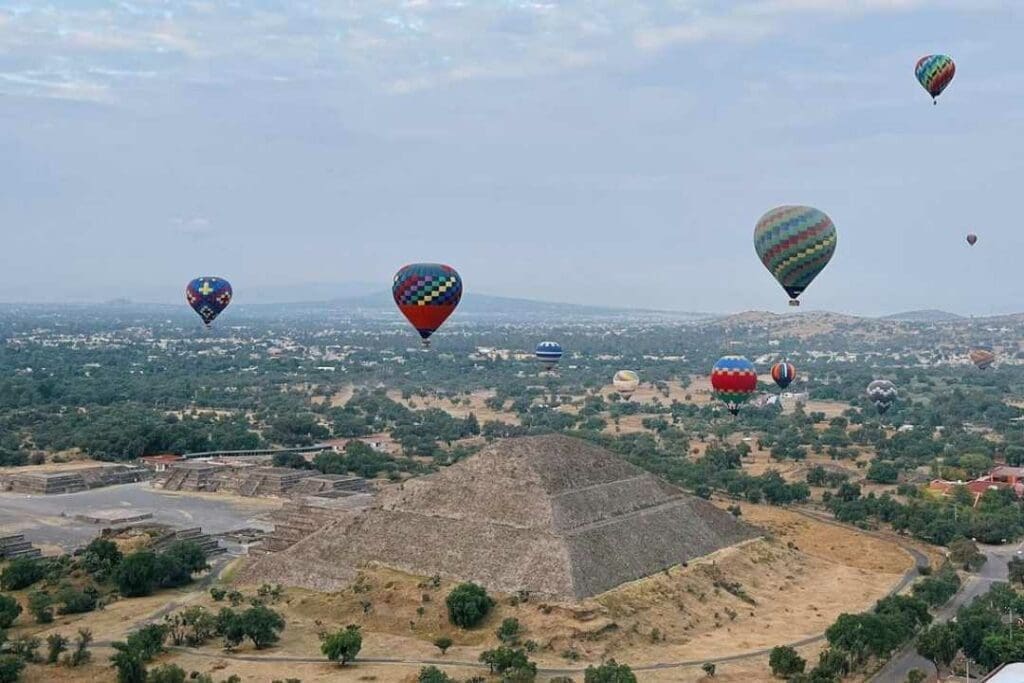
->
[866,380,898,415]
[754,206,837,305]
[535,341,563,369]
[915,54,955,101]
[711,356,758,415]
[392,264,462,346]
[613,370,640,399]
[966,233,977,246]
[771,362,797,390]
[969,346,995,370]
[185,277,232,326]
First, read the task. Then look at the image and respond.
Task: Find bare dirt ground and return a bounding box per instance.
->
[386,389,522,425]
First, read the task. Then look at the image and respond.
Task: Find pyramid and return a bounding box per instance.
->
[243,435,759,599]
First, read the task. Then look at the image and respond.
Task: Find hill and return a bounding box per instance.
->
[882,309,965,323]
[242,434,758,599]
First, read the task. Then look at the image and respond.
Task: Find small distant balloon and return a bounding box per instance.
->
[969,346,995,370]
[754,206,837,306]
[535,341,563,371]
[915,54,955,104]
[613,370,640,400]
[966,233,978,246]
[392,263,462,347]
[711,356,758,416]
[866,380,898,415]
[185,277,232,327]
[771,362,797,391]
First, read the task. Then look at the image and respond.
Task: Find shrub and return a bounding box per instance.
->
[147,664,188,683]
[0,656,24,683]
[28,590,53,623]
[446,582,494,629]
[46,633,69,664]
[584,659,637,682]
[57,586,98,615]
[0,557,44,591]
[0,594,21,629]
[769,645,806,678]
[497,617,522,644]
[419,666,455,683]
[115,552,161,597]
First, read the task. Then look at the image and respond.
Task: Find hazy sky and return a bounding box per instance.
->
[2,1,1022,315]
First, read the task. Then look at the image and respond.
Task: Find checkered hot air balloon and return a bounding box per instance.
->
[535,341,563,371]
[754,206,837,307]
[915,54,955,104]
[771,362,797,391]
[392,263,462,347]
[867,380,898,415]
[185,277,233,327]
[711,356,758,416]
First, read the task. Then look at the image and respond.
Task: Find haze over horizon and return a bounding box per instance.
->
[3,1,1023,317]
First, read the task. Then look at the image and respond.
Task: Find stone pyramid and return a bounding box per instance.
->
[244,434,759,599]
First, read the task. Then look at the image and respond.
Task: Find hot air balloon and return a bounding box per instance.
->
[771,362,797,391]
[969,346,995,370]
[966,233,978,246]
[185,277,232,327]
[866,380,897,415]
[711,356,758,416]
[754,206,837,306]
[915,54,955,104]
[392,263,462,347]
[535,341,563,371]
[613,370,639,400]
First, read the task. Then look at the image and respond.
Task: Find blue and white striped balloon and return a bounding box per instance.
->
[535,341,563,369]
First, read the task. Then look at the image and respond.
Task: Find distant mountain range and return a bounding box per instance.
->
[881,310,966,323]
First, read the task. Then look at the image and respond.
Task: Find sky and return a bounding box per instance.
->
[1,1,1023,316]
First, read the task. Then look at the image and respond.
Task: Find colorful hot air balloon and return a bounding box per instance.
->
[185,277,232,327]
[535,341,563,371]
[613,370,640,400]
[711,356,758,416]
[966,233,978,246]
[754,206,837,306]
[771,362,797,391]
[915,54,955,104]
[392,263,462,347]
[969,346,996,370]
[866,380,898,415]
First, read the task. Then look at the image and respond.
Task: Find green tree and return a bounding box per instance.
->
[446,582,494,629]
[497,617,522,644]
[905,669,927,683]
[769,645,806,678]
[240,605,285,650]
[701,662,716,677]
[115,551,161,597]
[584,659,637,683]
[124,624,167,662]
[321,625,362,666]
[0,656,24,683]
[1009,557,1024,584]
[81,537,123,580]
[0,594,21,629]
[0,557,44,591]
[433,635,453,655]
[27,590,53,623]
[948,537,986,571]
[110,642,147,683]
[479,646,531,674]
[916,623,958,671]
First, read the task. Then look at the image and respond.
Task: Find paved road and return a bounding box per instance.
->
[869,540,1019,683]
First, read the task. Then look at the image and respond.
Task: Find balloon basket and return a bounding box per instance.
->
[788,300,800,307]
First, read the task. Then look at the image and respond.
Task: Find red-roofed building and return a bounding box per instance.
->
[927,477,1017,507]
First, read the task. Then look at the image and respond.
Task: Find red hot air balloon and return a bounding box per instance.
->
[771,362,796,391]
[966,233,977,246]
[392,264,463,347]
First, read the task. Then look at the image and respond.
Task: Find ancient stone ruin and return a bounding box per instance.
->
[243,434,759,599]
